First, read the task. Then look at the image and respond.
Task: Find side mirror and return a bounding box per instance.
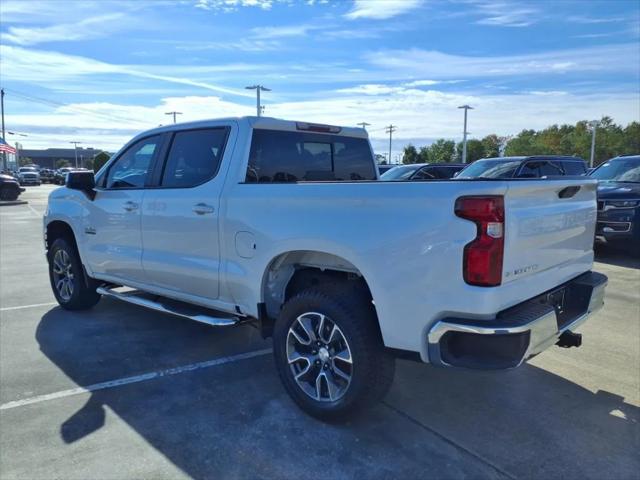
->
[66,171,96,200]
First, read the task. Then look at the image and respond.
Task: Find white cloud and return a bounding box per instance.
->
[194,0,284,11]
[251,24,315,39]
[470,0,539,27]
[365,44,640,78]
[345,0,423,20]
[336,84,403,95]
[0,46,256,98]
[403,79,464,87]
[3,13,128,46]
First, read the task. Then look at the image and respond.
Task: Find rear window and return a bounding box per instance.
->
[245,129,376,183]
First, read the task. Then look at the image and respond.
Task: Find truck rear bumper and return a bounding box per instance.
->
[427,271,607,369]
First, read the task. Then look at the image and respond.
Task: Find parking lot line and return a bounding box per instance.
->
[0,348,272,411]
[0,302,58,312]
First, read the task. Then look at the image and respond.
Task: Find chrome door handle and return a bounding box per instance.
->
[123,201,139,212]
[193,203,215,215]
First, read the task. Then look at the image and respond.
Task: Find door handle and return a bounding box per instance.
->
[123,201,139,212]
[193,203,215,215]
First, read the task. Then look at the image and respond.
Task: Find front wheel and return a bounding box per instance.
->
[273,286,395,421]
[48,237,101,310]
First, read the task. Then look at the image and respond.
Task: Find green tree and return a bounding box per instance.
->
[56,159,71,169]
[622,122,640,155]
[456,139,485,162]
[93,151,111,171]
[18,156,33,167]
[418,146,430,163]
[481,134,501,158]
[402,144,419,164]
[428,139,456,163]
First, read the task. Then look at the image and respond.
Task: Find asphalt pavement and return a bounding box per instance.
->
[0,185,638,480]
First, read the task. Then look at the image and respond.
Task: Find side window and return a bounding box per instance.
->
[162,128,228,188]
[246,129,376,183]
[413,167,437,180]
[563,161,587,175]
[539,161,563,177]
[518,162,541,178]
[105,136,160,189]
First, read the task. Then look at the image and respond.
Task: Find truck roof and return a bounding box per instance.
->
[140,116,368,139]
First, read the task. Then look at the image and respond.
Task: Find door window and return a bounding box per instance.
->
[105,136,160,189]
[161,128,229,188]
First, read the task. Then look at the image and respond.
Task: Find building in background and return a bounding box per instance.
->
[18,147,104,169]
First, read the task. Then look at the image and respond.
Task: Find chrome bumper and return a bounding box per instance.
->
[427,271,608,369]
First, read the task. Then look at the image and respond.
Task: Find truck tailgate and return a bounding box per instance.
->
[502,179,597,284]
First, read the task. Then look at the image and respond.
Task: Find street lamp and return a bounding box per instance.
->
[458,105,473,163]
[245,85,271,117]
[588,120,599,168]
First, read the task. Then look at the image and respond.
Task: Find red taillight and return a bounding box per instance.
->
[455,196,505,287]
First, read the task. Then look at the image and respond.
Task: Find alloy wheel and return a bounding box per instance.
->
[286,312,353,402]
[52,249,74,301]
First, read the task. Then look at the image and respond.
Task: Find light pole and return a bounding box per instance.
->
[70,141,82,168]
[165,111,182,124]
[245,85,271,117]
[588,120,599,168]
[357,122,371,130]
[458,105,473,163]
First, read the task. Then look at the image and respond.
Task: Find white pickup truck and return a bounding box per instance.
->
[44,117,607,420]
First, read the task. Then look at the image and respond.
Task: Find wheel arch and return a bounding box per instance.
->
[45,220,79,258]
[260,250,377,336]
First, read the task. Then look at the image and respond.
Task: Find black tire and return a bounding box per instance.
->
[48,237,101,310]
[273,285,395,421]
[0,185,19,201]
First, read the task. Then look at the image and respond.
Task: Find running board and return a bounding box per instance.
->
[96,286,240,327]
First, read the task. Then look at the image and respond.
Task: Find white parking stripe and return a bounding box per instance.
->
[0,302,58,312]
[0,348,272,411]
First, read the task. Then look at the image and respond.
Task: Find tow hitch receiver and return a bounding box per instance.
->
[556,330,582,348]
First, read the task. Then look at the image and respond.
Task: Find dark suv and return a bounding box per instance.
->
[380,163,466,181]
[589,155,640,254]
[456,156,587,179]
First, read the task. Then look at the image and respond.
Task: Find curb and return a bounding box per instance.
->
[0,200,28,207]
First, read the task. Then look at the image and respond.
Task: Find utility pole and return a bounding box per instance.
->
[588,120,599,168]
[245,85,271,117]
[70,141,82,168]
[458,105,473,163]
[1,89,6,171]
[165,111,182,124]
[385,125,397,164]
[357,122,371,130]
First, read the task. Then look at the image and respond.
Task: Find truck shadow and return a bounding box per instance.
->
[35,303,639,479]
[594,245,640,269]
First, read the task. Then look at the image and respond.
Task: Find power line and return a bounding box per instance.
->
[3,88,150,126]
[357,122,371,130]
[385,124,397,164]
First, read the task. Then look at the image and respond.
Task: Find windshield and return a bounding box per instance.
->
[590,157,640,182]
[457,159,522,179]
[380,164,422,181]
[19,167,37,172]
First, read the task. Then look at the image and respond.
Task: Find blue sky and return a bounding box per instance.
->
[1,0,639,159]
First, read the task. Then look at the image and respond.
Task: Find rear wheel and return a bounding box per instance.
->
[273,285,395,421]
[0,185,19,201]
[48,237,101,310]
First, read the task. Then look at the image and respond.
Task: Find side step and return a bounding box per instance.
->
[96,286,240,327]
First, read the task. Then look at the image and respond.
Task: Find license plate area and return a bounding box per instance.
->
[542,282,592,330]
